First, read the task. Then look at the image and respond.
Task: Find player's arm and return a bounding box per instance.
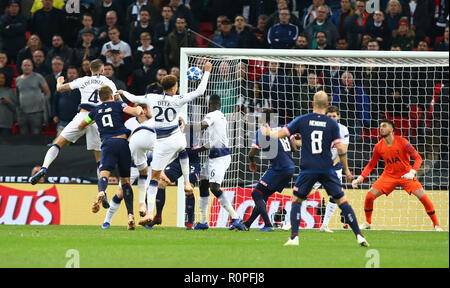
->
[352,145,381,188]
[401,140,423,180]
[78,114,94,130]
[261,123,290,139]
[118,90,147,104]
[290,135,300,152]
[123,105,144,117]
[335,141,353,182]
[56,76,72,92]
[176,62,212,105]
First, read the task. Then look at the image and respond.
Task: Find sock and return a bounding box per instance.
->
[185,193,195,224]
[199,196,209,224]
[146,180,158,215]
[419,194,439,227]
[155,188,166,219]
[339,201,362,237]
[96,162,100,178]
[364,193,376,224]
[179,151,190,181]
[138,174,147,205]
[245,204,261,228]
[122,184,134,215]
[252,190,271,227]
[104,195,122,223]
[290,203,302,240]
[322,197,338,227]
[42,144,60,168]
[218,193,238,219]
[98,177,108,193]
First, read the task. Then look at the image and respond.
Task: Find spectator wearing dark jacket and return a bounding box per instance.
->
[343,0,372,49]
[128,7,154,50]
[329,0,354,38]
[32,49,51,77]
[401,0,431,43]
[0,52,15,87]
[0,0,27,61]
[129,51,158,95]
[267,8,299,49]
[29,0,66,48]
[164,17,197,70]
[45,35,73,68]
[168,0,198,32]
[234,15,261,48]
[211,17,240,48]
[93,0,124,28]
[304,5,339,49]
[265,0,303,35]
[126,0,160,29]
[364,11,391,50]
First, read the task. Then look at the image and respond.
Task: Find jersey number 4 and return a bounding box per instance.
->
[88,90,99,103]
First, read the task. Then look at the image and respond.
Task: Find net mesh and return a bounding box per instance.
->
[183,52,449,231]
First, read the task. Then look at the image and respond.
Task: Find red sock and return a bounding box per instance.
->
[364,193,376,224]
[419,194,439,227]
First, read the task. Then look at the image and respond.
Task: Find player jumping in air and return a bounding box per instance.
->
[262,91,369,247]
[119,61,212,226]
[78,85,144,230]
[194,94,246,231]
[30,59,117,209]
[352,119,443,231]
[244,109,297,231]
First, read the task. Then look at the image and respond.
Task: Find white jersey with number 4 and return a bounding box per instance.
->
[68,74,117,110]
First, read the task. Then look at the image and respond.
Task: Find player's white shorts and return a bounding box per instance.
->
[129,129,155,171]
[60,111,101,151]
[151,131,186,171]
[199,155,231,185]
[313,169,343,190]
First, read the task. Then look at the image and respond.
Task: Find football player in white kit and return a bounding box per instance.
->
[30,60,117,204]
[119,61,212,225]
[194,94,246,231]
[102,103,156,229]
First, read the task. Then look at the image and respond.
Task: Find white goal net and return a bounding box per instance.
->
[178,48,449,231]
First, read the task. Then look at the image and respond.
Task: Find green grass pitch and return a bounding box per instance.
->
[0,225,448,268]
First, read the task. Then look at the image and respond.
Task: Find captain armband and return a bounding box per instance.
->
[84,115,94,124]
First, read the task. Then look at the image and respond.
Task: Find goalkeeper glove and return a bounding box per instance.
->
[352,176,364,188]
[401,169,416,180]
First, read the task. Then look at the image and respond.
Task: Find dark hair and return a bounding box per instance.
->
[67,65,79,73]
[161,74,178,91]
[326,105,340,115]
[380,119,395,129]
[209,94,221,109]
[142,50,154,58]
[98,85,113,101]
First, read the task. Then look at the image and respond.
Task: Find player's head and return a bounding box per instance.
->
[161,74,178,95]
[136,103,151,119]
[379,119,395,137]
[326,105,340,122]
[312,91,329,111]
[98,85,114,102]
[90,59,104,75]
[208,94,221,112]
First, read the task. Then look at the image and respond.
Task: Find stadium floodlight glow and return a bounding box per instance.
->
[177,48,449,231]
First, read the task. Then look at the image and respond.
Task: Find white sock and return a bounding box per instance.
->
[146,182,158,213]
[322,201,338,227]
[42,145,60,168]
[138,175,147,205]
[218,194,238,219]
[179,155,190,181]
[104,197,121,224]
[199,196,209,224]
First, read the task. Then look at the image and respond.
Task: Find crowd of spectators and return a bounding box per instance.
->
[0,0,448,138]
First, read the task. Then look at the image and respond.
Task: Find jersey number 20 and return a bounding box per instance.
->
[154,106,177,122]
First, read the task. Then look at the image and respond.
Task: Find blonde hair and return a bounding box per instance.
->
[385,0,402,15]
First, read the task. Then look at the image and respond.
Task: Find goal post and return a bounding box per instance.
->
[177,48,449,231]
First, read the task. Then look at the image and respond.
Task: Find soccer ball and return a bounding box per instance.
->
[187,66,203,82]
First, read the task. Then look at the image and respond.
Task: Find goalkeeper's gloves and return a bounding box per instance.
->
[352,176,364,188]
[401,169,416,180]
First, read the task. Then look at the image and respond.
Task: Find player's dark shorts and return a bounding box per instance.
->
[99,138,131,178]
[164,158,200,186]
[255,167,295,196]
[293,170,344,200]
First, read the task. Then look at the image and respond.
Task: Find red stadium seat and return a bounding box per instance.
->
[389,116,410,137]
[361,127,380,139]
[41,122,57,137]
[409,105,423,137]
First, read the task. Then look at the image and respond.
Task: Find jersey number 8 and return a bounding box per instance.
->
[311,130,323,154]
